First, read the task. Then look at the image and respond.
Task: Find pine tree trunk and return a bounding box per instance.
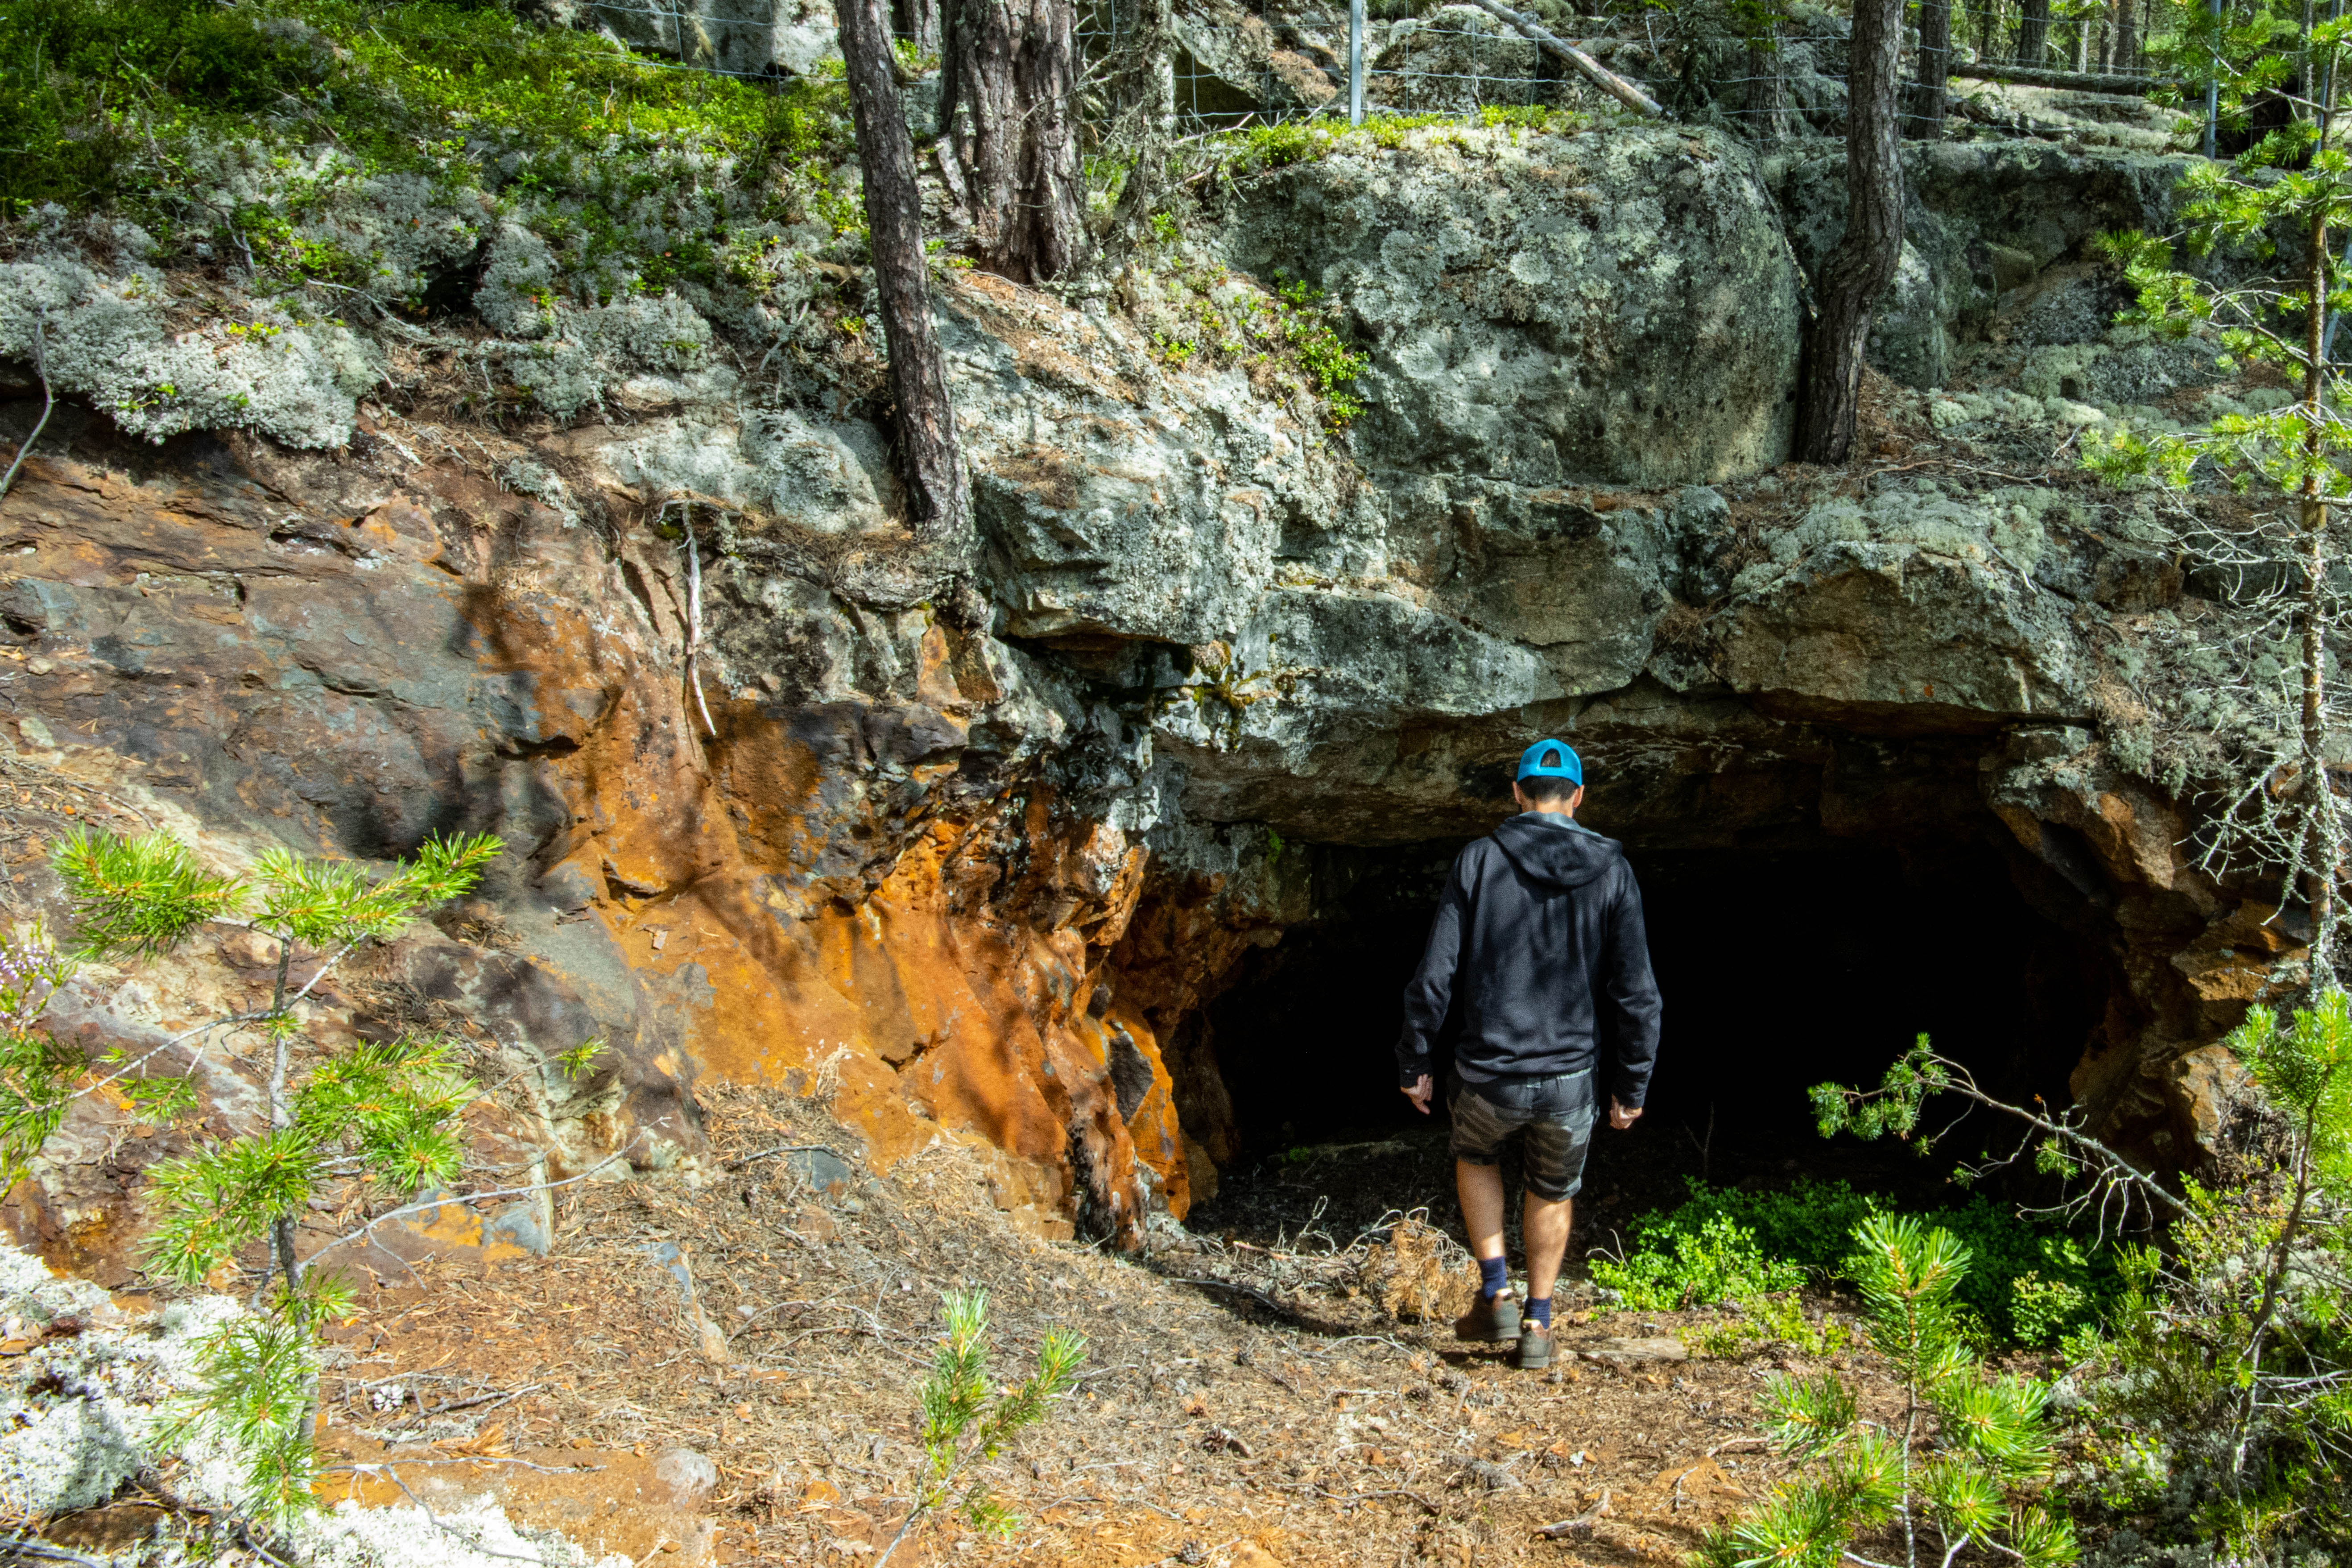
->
[2300,0,2316,124]
[2302,211,2338,981]
[2017,0,2052,64]
[902,0,941,56]
[1097,0,1173,261]
[1748,27,1788,142]
[268,942,302,1298]
[1798,0,1906,465]
[1125,0,1174,132]
[2115,0,2137,70]
[940,0,1085,284]
[1906,0,1950,139]
[1100,0,1176,266]
[840,0,970,537]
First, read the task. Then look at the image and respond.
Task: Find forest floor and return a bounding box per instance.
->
[38,1081,2001,1568]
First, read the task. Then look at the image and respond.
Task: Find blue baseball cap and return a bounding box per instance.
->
[1516,738,1583,785]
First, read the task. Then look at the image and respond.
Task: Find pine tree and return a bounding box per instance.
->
[1699,1216,2075,1568]
[2088,11,2352,981]
[1817,1004,2352,1558]
[0,827,503,1518]
[876,1290,1086,1565]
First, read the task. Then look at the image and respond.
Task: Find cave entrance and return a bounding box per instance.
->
[1184,824,2118,1241]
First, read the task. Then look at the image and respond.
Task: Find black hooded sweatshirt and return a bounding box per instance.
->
[1395,813,1662,1106]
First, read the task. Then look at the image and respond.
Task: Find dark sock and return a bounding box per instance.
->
[1478,1256,1509,1301]
[1525,1297,1553,1330]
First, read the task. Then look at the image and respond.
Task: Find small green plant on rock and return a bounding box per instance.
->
[876,1289,1086,1566]
[1128,255,1368,433]
[1698,1215,2075,1568]
[0,926,88,1187]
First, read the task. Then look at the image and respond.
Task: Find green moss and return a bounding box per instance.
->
[1196,105,1596,171]
[1,0,854,308]
[1129,258,1367,432]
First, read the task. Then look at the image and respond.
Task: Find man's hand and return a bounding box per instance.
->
[1403,1074,1434,1115]
[1609,1097,1642,1131]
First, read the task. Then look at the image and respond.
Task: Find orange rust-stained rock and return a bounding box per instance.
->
[0,430,1201,1252]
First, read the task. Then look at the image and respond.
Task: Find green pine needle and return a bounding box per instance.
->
[54,828,247,959]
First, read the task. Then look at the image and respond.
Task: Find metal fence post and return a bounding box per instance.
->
[2203,0,2222,156]
[1350,0,1366,125]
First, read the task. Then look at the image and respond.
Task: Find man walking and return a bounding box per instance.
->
[1397,739,1661,1369]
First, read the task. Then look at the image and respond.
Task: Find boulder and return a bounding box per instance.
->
[1222,122,1803,489]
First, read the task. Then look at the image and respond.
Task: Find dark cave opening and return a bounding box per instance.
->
[1185,821,2120,1233]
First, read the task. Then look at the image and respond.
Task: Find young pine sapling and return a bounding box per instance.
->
[876,1289,1087,1566]
[1819,1005,2352,1556]
[37,827,502,1517]
[1700,1215,2075,1568]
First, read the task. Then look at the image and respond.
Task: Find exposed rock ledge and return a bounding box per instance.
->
[0,122,2292,1259]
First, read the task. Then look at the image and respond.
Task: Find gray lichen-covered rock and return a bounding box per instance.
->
[0,1244,234,1518]
[1221,122,1803,489]
[1366,8,1550,114]
[1949,79,2183,153]
[1172,0,1343,118]
[530,0,841,78]
[1715,482,2092,730]
[0,240,382,451]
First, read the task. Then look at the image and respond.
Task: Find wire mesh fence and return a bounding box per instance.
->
[1075,0,2178,138]
[1124,11,1950,139]
[562,0,2186,142]
[1951,0,2166,79]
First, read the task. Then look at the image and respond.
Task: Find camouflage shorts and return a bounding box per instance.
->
[1447,1069,1596,1201]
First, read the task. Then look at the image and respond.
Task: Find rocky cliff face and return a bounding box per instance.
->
[0,115,2297,1261]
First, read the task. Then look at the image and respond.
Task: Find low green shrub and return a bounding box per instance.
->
[1590,1208,1805,1310]
[1590,1176,2119,1345]
[1,0,855,308]
[1678,1288,1857,1359]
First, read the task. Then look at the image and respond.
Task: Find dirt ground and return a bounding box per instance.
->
[51,1080,1955,1568]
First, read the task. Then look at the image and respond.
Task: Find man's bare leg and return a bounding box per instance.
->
[1452,1158,1522,1341]
[1457,1159,1507,1271]
[1524,1193,1573,1305]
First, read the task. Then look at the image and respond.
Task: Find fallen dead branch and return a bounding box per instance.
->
[1536,1489,1614,1539]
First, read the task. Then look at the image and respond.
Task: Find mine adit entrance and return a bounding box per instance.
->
[1180,812,2124,1245]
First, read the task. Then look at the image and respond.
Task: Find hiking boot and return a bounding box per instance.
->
[1454,1291,1521,1343]
[1516,1322,1554,1370]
